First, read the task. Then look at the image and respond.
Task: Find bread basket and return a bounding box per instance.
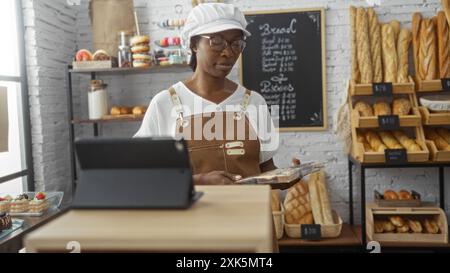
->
[272,204,284,240]
[284,210,343,239]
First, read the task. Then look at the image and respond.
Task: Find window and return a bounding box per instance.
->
[0,0,33,193]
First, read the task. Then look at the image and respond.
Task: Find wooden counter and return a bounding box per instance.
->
[24,185,273,253]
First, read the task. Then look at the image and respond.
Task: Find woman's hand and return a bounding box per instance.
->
[193,171,242,185]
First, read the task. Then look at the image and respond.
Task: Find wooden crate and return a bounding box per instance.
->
[350,76,415,96]
[284,211,343,239]
[426,140,450,162]
[374,190,421,207]
[352,126,430,163]
[366,203,448,244]
[414,76,447,92]
[418,106,450,125]
[72,60,115,70]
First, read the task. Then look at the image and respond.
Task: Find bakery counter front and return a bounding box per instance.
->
[23,185,274,253]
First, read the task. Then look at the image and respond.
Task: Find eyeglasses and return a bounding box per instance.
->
[200,35,246,54]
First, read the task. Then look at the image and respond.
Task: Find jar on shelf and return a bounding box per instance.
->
[117,31,133,68]
[88,80,108,120]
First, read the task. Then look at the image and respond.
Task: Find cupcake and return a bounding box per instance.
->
[10,194,30,213]
[0,195,12,214]
[29,192,49,213]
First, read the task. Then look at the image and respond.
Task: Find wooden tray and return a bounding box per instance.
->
[366,203,448,244]
[374,190,421,207]
[426,140,450,162]
[352,126,430,163]
[414,76,448,92]
[350,77,415,96]
[351,107,422,128]
[72,60,116,70]
[419,106,450,125]
[284,210,343,239]
[102,114,145,120]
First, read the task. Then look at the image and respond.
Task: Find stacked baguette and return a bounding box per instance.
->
[357,130,422,152]
[354,98,412,117]
[350,6,412,84]
[412,11,450,80]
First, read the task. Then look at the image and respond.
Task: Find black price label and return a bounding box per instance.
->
[378,115,400,130]
[301,224,321,240]
[385,149,407,165]
[441,78,450,91]
[372,83,393,97]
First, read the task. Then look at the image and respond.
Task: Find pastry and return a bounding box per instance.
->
[392,130,422,152]
[389,216,405,227]
[120,107,131,115]
[0,195,12,214]
[110,106,121,116]
[392,98,411,116]
[350,6,361,83]
[390,20,401,43]
[271,190,280,212]
[374,221,385,233]
[381,24,398,83]
[419,18,438,80]
[396,224,410,233]
[384,190,399,200]
[408,219,423,233]
[437,11,450,78]
[378,131,403,149]
[436,128,450,143]
[356,7,373,84]
[398,190,412,200]
[28,192,49,213]
[424,219,439,234]
[9,194,30,213]
[132,106,147,115]
[368,8,383,83]
[425,128,450,151]
[374,101,392,116]
[0,213,12,231]
[354,101,374,117]
[365,131,387,152]
[382,220,396,232]
[284,181,312,224]
[397,28,412,83]
[298,212,314,225]
[412,13,423,80]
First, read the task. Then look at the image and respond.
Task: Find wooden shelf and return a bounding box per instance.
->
[278,224,360,247]
[69,64,190,75]
[72,116,144,124]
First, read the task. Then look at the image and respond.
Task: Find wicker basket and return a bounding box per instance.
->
[284,210,343,239]
[272,204,284,240]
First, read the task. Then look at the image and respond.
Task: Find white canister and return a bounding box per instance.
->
[88,81,108,120]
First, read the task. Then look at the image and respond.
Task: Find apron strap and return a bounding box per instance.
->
[240,89,251,112]
[168,87,185,122]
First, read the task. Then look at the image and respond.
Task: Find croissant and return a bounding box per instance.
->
[392,130,422,152]
[392,98,411,116]
[365,131,387,152]
[425,128,450,151]
[378,131,404,149]
[374,102,392,116]
[354,101,374,117]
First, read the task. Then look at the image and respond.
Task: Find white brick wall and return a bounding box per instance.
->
[25,0,449,221]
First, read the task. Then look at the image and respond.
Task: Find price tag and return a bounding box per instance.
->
[378,115,400,130]
[301,224,321,240]
[372,83,393,97]
[384,149,407,165]
[441,78,450,91]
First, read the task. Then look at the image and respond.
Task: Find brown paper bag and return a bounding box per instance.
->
[0,86,8,152]
[89,0,136,57]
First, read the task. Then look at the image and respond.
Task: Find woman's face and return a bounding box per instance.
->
[193,29,244,78]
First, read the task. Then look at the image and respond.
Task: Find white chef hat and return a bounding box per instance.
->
[181,3,251,50]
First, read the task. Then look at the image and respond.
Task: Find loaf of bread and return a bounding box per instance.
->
[412,13,423,80]
[382,220,396,232]
[398,190,413,200]
[132,106,147,115]
[357,132,374,152]
[356,7,373,84]
[374,101,392,116]
[437,11,450,78]
[368,8,383,83]
[392,130,422,152]
[384,190,399,200]
[425,128,450,151]
[378,131,404,149]
[381,24,398,83]
[392,98,412,116]
[120,107,131,115]
[408,219,423,233]
[350,6,361,83]
[284,181,312,224]
[271,190,281,212]
[354,101,374,116]
[365,131,387,152]
[443,0,450,27]
[424,219,440,234]
[374,221,385,233]
[397,28,412,83]
[436,128,450,143]
[390,20,401,44]
[315,170,334,225]
[390,216,405,227]
[419,18,438,80]
[396,224,410,233]
[110,106,121,115]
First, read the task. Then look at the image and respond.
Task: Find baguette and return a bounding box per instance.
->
[368,8,383,82]
[315,170,334,225]
[419,18,438,80]
[381,24,398,83]
[412,13,423,80]
[397,28,412,83]
[378,131,404,149]
[356,7,373,84]
[350,6,361,83]
[390,20,401,44]
[443,0,450,27]
[437,11,450,78]
[308,172,324,225]
[365,131,387,152]
[436,128,450,143]
[425,128,450,151]
[392,130,422,152]
[271,190,281,212]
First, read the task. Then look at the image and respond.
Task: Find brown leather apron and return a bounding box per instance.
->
[168,87,261,178]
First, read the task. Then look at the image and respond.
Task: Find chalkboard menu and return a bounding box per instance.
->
[240,9,327,131]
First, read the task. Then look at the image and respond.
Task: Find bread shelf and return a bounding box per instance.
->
[418,106,450,125]
[72,115,144,124]
[69,64,190,75]
[351,108,422,128]
[350,77,415,96]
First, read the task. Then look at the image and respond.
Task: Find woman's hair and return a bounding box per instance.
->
[189,36,200,71]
